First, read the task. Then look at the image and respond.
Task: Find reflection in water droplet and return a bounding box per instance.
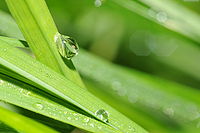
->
[33,103,44,110]
[54,33,79,60]
[95,109,109,122]
[156,11,168,23]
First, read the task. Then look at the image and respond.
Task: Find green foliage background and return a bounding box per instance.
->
[0,0,200,133]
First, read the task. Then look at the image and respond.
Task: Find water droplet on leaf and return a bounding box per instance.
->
[94,0,103,7]
[67,117,72,120]
[156,11,168,23]
[33,103,44,110]
[55,33,79,60]
[95,109,109,122]
[83,118,90,123]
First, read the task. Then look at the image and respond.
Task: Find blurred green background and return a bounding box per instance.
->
[1,0,200,133]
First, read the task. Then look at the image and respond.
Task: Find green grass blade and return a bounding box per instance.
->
[5,0,84,87]
[0,42,147,133]
[0,74,116,133]
[111,0,200,44]
[0,10,24,40]
[0,106,58,133]
[73,50,200,125]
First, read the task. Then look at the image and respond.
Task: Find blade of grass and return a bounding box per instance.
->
[85,79,200,133]
[111,0,200,44]
[5,0,85,87]
[3,36,200,132]
[0,106,59,133]
[0,10,24,40]
[73,49,200,126]
[1,9,200,87]
[0,121,17,133]
[0,42,147,133]
[0,74,117,133]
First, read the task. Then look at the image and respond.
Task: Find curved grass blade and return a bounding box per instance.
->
[5,0,85,88]
[0,42,147,133]
[111,0,200,44]
[0,106,58,133]
[73,50,200,126]
[0,10,24,40]
[0,74,117,133]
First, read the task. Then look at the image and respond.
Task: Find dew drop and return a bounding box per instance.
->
[83,118,90,123]
[163,107,174,117]
[89,123,95,127]
[95,109,109,122]
[54,33,79,60]
[94,0,103,7]
[33,103,44,110]
[67,117,72,120]
[156,11,168,23]
[127,125,136,132]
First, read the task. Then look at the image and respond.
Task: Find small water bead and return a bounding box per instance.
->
[54,33,79,60]
[19,88,31,96]
[94,0,103,7]
[89,123,95,128]
[33,103,44,110]
[95,109,109,122]
[83,118,90,123]
[156,11,168,23]
[67,117,72,120]
[127,125,136,132]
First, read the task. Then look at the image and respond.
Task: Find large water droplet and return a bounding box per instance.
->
[95,109,109,122]
[33,103,44,110]
[55,33,79,60]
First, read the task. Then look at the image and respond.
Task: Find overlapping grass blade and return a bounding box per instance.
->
[0,10,24,40]
[0,41,147,133]
[0,74,116,133]
[73,50,200,126]
[0,106,58,133]
[5,0,84,87]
